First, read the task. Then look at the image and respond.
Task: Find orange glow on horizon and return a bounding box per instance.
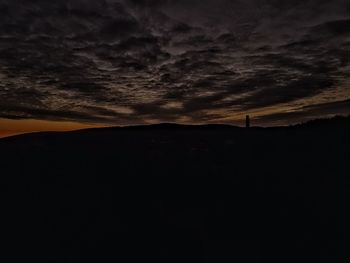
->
[0,118,105,138]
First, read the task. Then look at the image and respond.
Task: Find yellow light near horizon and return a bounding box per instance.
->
[0,118,104,138]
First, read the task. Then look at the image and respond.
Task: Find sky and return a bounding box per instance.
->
[1,0,350,136]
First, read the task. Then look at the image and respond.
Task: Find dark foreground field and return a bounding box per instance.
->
[1,117,350,262]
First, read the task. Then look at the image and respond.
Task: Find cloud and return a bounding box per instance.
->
[0,0,350,125]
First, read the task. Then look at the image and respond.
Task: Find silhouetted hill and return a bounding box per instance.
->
[1,116,350,262]
[2,115,349,143]
[292,115,350,129]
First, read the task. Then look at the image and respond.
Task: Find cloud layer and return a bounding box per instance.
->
[1,0,350,126]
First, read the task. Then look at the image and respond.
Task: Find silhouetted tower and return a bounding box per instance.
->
[246,115,250,128]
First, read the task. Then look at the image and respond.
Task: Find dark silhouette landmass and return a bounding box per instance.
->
[2,115,350,262]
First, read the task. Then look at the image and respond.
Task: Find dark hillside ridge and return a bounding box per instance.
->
[1,115,350,262]
[291,115,350,129]
[1,115,349,143]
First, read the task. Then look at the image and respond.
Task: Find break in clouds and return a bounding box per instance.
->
[0,0,350,125]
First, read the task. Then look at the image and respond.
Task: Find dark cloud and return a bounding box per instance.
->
[0,0,350,126]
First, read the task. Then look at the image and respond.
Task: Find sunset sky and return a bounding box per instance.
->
[1,0,350,137]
